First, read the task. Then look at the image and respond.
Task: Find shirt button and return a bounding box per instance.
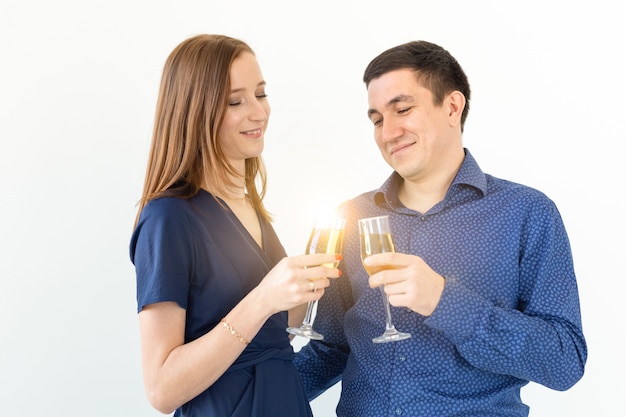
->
[420,216,425,221]
[398,354,406,362]
[395,407,403,415]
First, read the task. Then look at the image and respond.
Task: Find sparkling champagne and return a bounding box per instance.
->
[360,232,394,275]
[307,228,344,268]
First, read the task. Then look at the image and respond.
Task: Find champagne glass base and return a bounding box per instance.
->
[286,326,324,340]
[372,329,411,344]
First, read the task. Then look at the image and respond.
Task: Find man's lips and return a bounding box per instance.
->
[390,142,415,155]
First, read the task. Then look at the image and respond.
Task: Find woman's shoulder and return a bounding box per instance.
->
[144,194,191,212]
[140,196,190,224]
[146,190,213,214]
[139,192,215,230]
[130,194,209,261]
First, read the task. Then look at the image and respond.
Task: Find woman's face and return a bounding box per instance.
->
[218,52,270,168]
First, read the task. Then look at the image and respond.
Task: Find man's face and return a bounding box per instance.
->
[366,69,457,183]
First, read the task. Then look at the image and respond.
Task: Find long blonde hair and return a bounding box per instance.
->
[134,34,270,227]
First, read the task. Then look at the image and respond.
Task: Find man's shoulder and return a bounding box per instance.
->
[485,174,559,214]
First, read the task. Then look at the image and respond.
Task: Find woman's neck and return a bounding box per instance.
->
[201,171,246,200]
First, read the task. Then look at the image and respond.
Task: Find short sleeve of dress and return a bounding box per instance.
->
[130,198,195,313]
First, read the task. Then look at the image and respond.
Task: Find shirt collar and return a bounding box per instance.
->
[374,148,488,209]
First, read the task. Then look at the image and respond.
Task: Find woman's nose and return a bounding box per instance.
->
[249,99,269,121]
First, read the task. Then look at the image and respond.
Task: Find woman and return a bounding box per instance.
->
[129,34,340,417]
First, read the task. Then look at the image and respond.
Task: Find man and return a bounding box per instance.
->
[294,40,587,417]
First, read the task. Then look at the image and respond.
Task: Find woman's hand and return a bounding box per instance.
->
[255,253,342,316]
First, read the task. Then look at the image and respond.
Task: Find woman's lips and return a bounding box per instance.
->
[241,128,262,136]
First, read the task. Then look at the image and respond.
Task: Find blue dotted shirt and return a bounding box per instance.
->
[294,149,587,417]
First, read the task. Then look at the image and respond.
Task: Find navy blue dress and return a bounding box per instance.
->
[130,190,312,417]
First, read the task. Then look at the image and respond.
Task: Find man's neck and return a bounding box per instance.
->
[398,148,464,214]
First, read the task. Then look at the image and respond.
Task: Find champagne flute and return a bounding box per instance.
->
[358,215,411,343]
[286,216,345,340]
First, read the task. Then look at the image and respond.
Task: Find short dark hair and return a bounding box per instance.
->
[363,41,471,130]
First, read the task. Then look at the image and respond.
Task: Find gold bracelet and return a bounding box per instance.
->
[220,318,250,345]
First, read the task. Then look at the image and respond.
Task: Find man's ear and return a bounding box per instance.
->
[446,90,466,128]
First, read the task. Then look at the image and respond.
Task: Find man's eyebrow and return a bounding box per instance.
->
[367,94,415,118]
[367,108,379,118]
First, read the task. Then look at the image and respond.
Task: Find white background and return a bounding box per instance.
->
[1,1,623,416]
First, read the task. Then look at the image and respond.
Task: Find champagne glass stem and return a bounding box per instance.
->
[301,300,316,328]
[379,286,397,331]
[287,298,323,340]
